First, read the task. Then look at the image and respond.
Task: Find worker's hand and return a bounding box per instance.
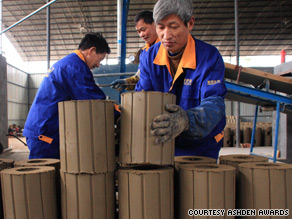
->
[151,104,189,144]
[111,79,127,92]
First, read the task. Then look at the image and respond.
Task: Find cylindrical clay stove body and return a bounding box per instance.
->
[219,154,269,169]
[60,171,115,219]
[219,154,269,210]
[119,165,174,219]
[174,156,217,218]
[174,156,217,170]
[178,164,236,219]
[120,91,176,165]
[0,159,15,219]
[14,159,61,218]
[238,162,292,218]
[14,158,60,169]
[58,100,115,173]
[1,166,57,219]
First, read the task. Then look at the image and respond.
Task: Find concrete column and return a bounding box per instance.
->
[273,112,292,163]
[273,61,292,163]
[0,55,8,150]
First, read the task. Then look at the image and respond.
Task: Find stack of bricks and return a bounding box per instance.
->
[58,100,116,219]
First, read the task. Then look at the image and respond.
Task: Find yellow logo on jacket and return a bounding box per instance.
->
[45,67,54,77]
[184,79,192,85]
[208,80,221,85]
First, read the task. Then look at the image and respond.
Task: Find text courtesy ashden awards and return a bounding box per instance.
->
[188,209,289,217]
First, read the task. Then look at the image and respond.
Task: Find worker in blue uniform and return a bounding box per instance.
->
[23,32,111,159]
[136,0,227,159]
[111,10,159,91]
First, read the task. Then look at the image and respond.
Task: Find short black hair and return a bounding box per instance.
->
[134,11,154,25]
[78,32,111,54]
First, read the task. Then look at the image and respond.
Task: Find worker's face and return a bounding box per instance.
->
[156,14,194,54]
[86,48,107,70]
[135,19,157,44]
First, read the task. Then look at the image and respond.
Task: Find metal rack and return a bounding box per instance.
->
[225,81,292,162]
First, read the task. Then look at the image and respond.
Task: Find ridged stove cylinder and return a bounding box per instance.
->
[58,100,115,174]
[219,154,268,169]
[174,156,217,170]
[119,165,174,219]
[1,166,57,219]
[0,158,15,219]
[14,159,61,218]
[174,156,217,218]
[219,154,269,209]
[178,164,236,219]
[14,158,60,169]
[119,91,176,165]
[60,171,115,219]
[238,162,292,218]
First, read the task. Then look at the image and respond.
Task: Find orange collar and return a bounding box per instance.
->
[153,34,196,90]
[142,37,160,51]
[73,50,86,62]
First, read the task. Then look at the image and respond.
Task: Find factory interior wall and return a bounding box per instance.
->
[7,64,29,128]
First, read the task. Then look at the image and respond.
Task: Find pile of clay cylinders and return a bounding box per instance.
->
[119,165,174,218]
[58,100,116,219]
[238,162,292,216]
[118,91,175,219]
[178,164,236,219]
[119,91,176,165]
[224,121,272,147]
[1,166,57,218]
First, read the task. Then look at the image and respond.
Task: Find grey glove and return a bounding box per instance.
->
[111,79,127,92]
[151,104,189,144]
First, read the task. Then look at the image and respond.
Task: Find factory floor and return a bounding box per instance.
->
[0,136,276,161]
[0,137,29,160]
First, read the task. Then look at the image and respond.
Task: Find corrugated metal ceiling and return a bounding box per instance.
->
[2,0,292,62]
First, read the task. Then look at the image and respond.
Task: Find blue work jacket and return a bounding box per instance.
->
[138,38,160,69]
[23,50,106,153]
[136,34,227,159]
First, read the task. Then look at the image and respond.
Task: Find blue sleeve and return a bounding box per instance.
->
[182,51,226,140]
[182,96,225,140]
[135,51,153,91]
